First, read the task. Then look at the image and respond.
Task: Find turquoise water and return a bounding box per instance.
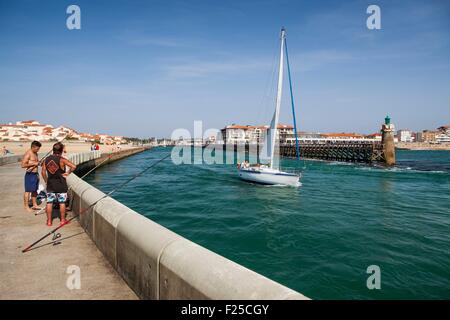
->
[85,148,450,299]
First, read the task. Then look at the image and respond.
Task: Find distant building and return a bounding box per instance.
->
[220,124,294,144]
[320,132,366,140]
[396,129,415,143]
[0,120,127,144]
[157,138,174,146]
[416,130,438,143]
[16,120,41,126]
[436,126,450,144]
[79,133,95,142]
[365,133,382,141]
[285,132,322,144]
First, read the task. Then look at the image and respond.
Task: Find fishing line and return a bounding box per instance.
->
[22,152,171,253]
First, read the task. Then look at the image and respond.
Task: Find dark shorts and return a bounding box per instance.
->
[24,172,39,193]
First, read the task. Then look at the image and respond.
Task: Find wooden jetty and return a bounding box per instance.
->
[220,140,387,164]
[280,141,386,163]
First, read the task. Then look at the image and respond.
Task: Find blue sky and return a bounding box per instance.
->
[0,0,449,137]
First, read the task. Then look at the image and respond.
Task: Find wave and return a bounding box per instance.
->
[355,166,447,174]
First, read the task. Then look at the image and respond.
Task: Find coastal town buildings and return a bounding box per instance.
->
[416,130,438,143]
[399,126,449,144]
[0,120,127,144]
[220,124,295,144]
[396,129,415,143]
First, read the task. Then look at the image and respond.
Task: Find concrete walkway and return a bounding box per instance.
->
[0,162,137,300]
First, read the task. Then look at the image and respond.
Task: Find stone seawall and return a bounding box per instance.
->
[0,154,23,166]
[72,147,148,176]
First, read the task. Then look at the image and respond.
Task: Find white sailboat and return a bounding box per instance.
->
[238,28,301,187]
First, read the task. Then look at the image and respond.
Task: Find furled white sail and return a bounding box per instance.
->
[259,111,274,164]
[260,29,285,170]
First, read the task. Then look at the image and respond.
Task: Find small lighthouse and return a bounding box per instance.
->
[381,115,396,165]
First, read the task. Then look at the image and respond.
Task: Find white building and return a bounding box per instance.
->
[0,120,127,144]
[436,126,450,144]
[220,124,294,144]
[396,129,415,143]
[16,120,40,126]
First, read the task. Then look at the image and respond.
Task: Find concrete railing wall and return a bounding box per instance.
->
[67,173,308,300]
[67,151,102,165]
[0,151,102,166]
[0,154,23,166]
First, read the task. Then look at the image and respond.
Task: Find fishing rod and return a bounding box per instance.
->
[34,153,113,216]
[22,152,171,253]
[27,134,70,173]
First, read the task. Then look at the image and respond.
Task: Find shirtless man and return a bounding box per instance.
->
[21,141,42,212]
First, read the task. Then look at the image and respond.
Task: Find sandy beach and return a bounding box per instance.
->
[1,141,137,156]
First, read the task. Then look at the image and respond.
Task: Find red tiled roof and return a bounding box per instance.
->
[225,125,250,129]
[277,124,294,129]
[247,125,268,129]
[225,124,293,130]
[321,132,365,138]
[366,133,382,137]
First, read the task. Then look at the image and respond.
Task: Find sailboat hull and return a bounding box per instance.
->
[238,168,300,187]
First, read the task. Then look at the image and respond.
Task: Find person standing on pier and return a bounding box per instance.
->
[41,142,77,226]
[21,141,42,212]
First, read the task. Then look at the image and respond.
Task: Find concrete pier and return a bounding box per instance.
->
[0,149,147,299]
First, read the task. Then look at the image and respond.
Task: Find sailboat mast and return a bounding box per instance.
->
[270,28,286,169]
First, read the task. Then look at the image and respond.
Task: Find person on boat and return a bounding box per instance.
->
[21,141,42,212]
[242,161,250,169]
[41,142,77,226]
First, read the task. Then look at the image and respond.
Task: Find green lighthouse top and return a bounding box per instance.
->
[385,115,391,125]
